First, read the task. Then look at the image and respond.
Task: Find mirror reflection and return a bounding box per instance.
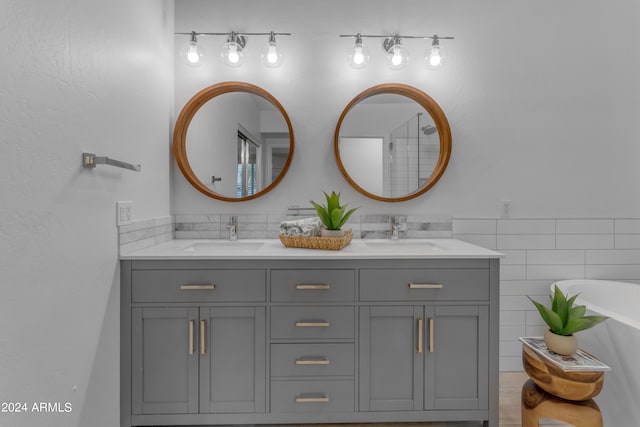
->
[186,92,290,199]
[334,84,451,202]
[338,94,440,198]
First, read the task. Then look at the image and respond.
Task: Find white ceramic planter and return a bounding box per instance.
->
[544,329,578,355]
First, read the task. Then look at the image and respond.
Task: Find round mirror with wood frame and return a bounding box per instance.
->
[174,81,294,202]
[334,83,451,202]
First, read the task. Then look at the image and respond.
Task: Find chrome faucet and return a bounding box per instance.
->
[390,216,401,240]
[227,216,238,241]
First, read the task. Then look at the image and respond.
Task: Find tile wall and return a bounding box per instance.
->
[119,215,640,371]
[454,218,640,370]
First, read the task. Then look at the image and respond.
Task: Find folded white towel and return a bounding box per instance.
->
[280,217,322,237]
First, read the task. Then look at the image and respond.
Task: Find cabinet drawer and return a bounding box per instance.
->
[360,269,489,301]
[131,270,266,303]
[271,343,355,377]
[271,270,355,302]
[271,380,354,413]
[271,307,355,339]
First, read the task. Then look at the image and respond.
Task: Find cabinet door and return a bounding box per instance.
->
[131,307,199,414]
[200,306,266,413]
[425,305,488,410]
[359,306,423,411]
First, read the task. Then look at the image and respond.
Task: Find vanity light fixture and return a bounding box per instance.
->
[175,30,291,68]
[340,33,454,70]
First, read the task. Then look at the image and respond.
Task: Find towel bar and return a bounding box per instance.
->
[82,152,141,172]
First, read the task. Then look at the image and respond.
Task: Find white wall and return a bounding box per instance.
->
[0,1,174,426]
[173,0,640,218]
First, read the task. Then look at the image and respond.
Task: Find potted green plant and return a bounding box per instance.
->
[310,191,358,237]
[528,285,607,355]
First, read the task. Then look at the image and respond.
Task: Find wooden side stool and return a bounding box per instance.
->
[520,344,605,427]
[521,379,602,427]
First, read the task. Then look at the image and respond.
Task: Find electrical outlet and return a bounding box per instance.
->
[116,201,133,226]
[501,199,512,219]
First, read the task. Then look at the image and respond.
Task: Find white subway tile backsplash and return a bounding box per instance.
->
[527,250,584,265]
[525,325,547,337]
[501,310,526,326]
[586,249,640,264]
[615,234,640,249]
[500,265,527,281]
[526,265,585,280]
[556,234,614,249]
[497,219,555,235]
[525,310,548,326]
[615,219,640,234]
[500,325,527,342]
[500,280,554,296]
[500,250,526,265]
[500,295,532,311]
[452,234,497,249]
[452,219,497,234]
[556,219,614,234]
[586,264,640,280]
[497,234,556,250]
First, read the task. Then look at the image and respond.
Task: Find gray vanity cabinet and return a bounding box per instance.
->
[121,257,499,427]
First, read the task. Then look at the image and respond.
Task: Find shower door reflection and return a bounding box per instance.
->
[236,131,261,198]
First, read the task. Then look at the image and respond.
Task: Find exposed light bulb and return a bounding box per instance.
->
[388,44,409,69]
[429,48,442,67]
[261,33,284,68]
[425,36,448,70]
[384,36,409,70]
[347,34,370,69]
[182,32,203,67]
[221,33,245,67]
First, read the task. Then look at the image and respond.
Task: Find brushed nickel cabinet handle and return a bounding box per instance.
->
[295,321,330,327]
[295,284,330,290]
[180,284,216,290]
[429,318,435,353]
[200,320,206,355]
[189,320,194,355]
[417,318,424,353]
[295,396,330,403]
[295,358,330,365]
[408,283,443,289]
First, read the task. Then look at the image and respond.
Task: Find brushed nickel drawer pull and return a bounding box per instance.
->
[295,284,331,290]
[295,396,330,403]
[408,283,443,289]
[429,318,435,353]
[180,284,216,290]
[189,320,195,355]
[417,318,424,354]
[200,320,206,355]
[295,321,330,327]
[295,358,330,365]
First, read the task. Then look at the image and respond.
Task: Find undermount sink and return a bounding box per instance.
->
[183,241,264,252]
[363,240,444,251]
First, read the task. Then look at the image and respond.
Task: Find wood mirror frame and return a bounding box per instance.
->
[334,83,451,202]
[173,81,294,202]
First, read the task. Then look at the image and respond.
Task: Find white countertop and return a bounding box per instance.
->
[120,238,503,260]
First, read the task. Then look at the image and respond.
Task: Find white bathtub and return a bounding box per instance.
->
[554,279,640,425]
